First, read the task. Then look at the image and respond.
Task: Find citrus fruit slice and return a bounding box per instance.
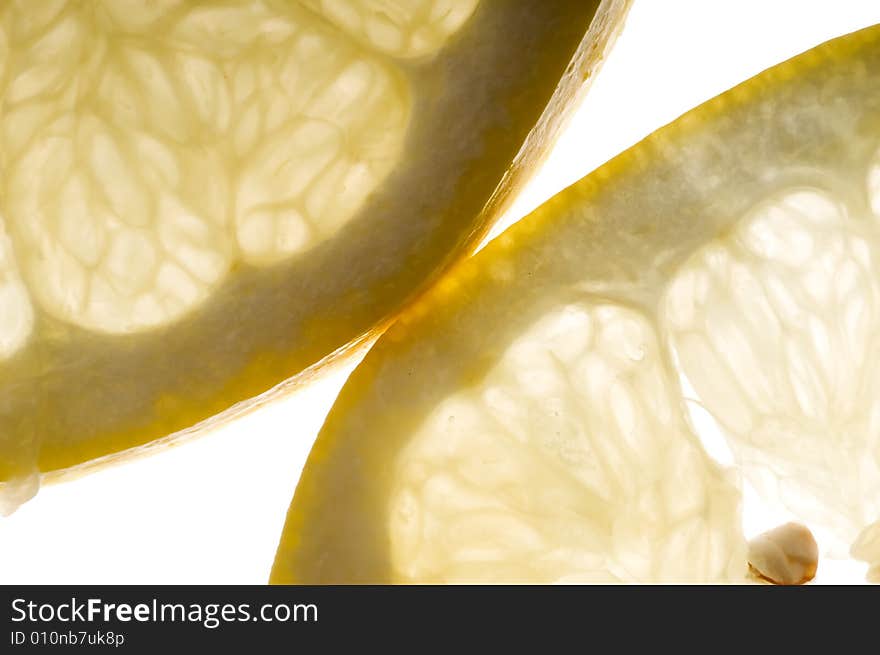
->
[271,24,880,583]
[0,0,631,504]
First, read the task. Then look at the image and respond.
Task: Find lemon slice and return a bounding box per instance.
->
[272,24,880,583]
[0,0,631,501]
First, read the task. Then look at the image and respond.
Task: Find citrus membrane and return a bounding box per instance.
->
[272,24,880,583]
[0,0,631,506]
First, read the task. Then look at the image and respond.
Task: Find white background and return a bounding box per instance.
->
[2,0,879,584]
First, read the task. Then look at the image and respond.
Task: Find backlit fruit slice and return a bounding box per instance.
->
[0,0,632,503]
[272,24,880,584]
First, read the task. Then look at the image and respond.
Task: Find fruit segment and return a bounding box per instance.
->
[665,185,880,556]
[231,39,410,264]
[851,520,880,581]
[390,303,744,582]
[870,155,880,217]
[0,214,32,359]
[2,1,410,332]
[300,0,480,58]
[8,116,234,332]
